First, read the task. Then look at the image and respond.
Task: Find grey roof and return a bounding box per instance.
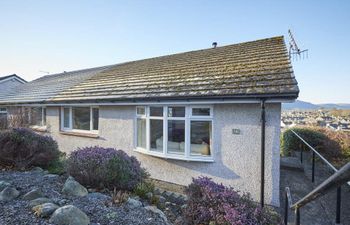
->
[0,74,27,83]
[0,36,299,105]
[0,66,111,104]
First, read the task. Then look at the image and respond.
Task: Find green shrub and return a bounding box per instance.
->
[281,127,349,167]
[281,127,327,156]
[0,128,60,169]
[47,152,66,175]
[133,181,155,198]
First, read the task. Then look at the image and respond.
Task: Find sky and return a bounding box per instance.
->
[0,1,349,104]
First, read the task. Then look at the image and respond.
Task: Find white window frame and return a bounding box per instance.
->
[134,105,214,162]
[61,106,99,134]
[27,106,46,128]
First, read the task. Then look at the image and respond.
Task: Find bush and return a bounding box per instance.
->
[0,128,60,169]
[281,127,349,167]
[185,177,282,225]
[133,180,155,198]
[66,146,148,191]
[47,152,66,175]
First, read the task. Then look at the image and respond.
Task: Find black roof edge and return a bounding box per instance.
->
[0,74,27,83]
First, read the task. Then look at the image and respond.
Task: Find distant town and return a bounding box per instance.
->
[281,109,350,131]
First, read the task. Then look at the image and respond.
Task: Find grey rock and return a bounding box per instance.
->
[29,197,53,207]
[0,180,11,192]
[146,192,153,199]
[23,188,44,200]
[144,205,168,223]
[165,202,171,207]
[163,191,173,198]
[43,174,59,179]
[49,205,90,225]
[0,187,20,201]
[158,195,166,203]
[87,192,111,202]
[32,203,59,218]
[31,167,44,173]
[181,204,188,210]
[126,197,143,209]
[62,176,88,197]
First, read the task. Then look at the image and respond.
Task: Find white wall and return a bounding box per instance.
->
[45,103,281,206]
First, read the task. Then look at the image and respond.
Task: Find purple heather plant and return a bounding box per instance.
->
[185,177,282,225]
[66,146,148,191]
[0,128,60,169]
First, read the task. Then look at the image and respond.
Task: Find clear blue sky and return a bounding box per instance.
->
[0,1,349,103]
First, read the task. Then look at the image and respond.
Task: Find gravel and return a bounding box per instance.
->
[0,170,169,225]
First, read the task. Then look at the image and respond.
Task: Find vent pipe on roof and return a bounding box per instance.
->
[212,42,217,48]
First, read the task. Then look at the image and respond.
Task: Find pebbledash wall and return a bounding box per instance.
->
[43,103,280,206]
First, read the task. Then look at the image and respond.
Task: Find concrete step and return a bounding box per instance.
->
[281,157,304,172]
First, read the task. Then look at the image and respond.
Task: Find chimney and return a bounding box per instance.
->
[212,42,217,48]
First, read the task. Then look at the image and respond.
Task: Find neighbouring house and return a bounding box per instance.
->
[0,74,27,129]
[0,36,299,206]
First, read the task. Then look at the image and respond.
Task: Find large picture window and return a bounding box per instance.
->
[61,106,99,133]
[135,105,213,162]
[27,107,46,127]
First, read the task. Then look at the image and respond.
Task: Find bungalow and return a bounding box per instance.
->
[0,74,27,128]
[0,36,299,206]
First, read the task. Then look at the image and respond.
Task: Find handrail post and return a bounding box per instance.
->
[295,207,300,225]
[300,143,303,163]
[312,151,315,183]
[336,186,341,224]
[285,191,288,225]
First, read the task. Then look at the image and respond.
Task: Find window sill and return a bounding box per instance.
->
[59,130,99,138]
[30,126,48,133]
[134,148,214,162]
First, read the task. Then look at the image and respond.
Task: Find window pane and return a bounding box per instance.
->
[0,108,6,112]
[150,119,163,152]
[137,118,146,149]
[168,107,185,117]
[192,108,210,116]
[63,108,70,128]
[92,108,99,130]
[136,107,145,115]
[150,107,163,117]
[73,107,90,130]
[167,120,185,155]
[190,121,211,156]
[30,107,43,126]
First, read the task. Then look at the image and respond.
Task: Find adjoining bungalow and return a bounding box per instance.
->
[0,36,299,206]
[0,74,27,128]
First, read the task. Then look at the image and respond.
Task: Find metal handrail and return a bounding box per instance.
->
[283,130,350,225]
[291,130,337,172]
[284,162,350,225]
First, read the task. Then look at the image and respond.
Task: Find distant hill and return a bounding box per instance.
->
[282,100,350,110]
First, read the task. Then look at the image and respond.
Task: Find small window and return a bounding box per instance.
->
[192,107,211,116]
[0,108,6,113]
[136,107,145,116]
[62,107,99,132]
[168,107,185,117]
[150,107,163,117]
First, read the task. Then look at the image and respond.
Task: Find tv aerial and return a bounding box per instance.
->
[288,29,308,61]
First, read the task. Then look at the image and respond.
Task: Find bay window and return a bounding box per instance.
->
[135,105,213,161]
[61,106,99,133]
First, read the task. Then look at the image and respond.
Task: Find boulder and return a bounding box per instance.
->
[32,203,59,218]
[144,205,168,223]
[0,181,11,192]
[23,188,44,200]
[31,167,44,173]
[0,187,20,201]
[126,197,143,209]
[62,176,88,197]
[49,205,90,225]
[29,197,53,207]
